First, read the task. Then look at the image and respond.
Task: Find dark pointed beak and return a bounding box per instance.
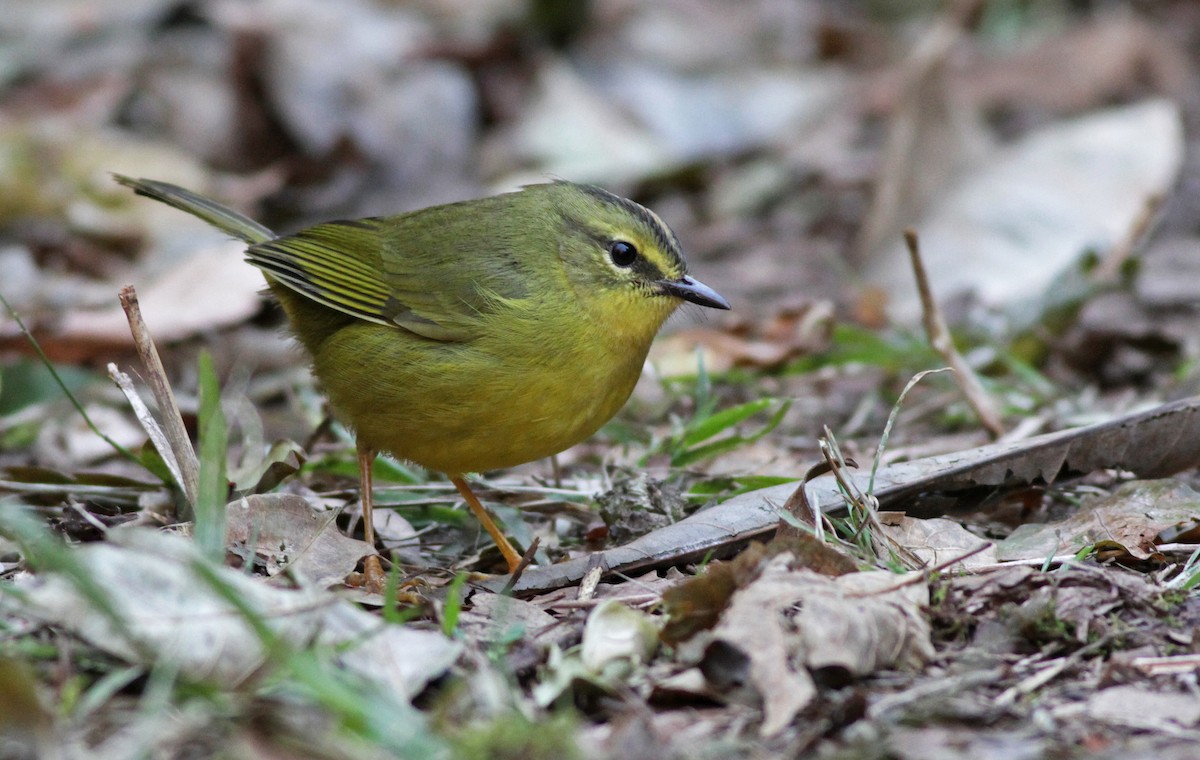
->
[657,275,731,310]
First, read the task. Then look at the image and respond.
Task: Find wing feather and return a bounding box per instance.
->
[245,192,550,343]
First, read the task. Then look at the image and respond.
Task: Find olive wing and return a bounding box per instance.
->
[246,206,535,342]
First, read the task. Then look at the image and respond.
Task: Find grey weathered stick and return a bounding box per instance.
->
[108,362,186,493]
[118,285,200,505]
[482,395,1200,596]
[904,229,1005,438]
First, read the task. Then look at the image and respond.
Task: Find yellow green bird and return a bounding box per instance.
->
[116,176,730,574]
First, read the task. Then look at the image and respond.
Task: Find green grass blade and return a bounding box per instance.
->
[441,571,469,637]
[673,398,791,468]
[681,398,777,448]
[194,352,228,562]
[0,291,139,465]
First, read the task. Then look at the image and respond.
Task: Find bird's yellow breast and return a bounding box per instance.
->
[301,286,676,476]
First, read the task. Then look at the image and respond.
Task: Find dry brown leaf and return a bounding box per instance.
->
[995,480,1200,562]
[877,516,997,569]
[1086,685,1200,730]
[13,528,457,696]
[702,554,931,736]
[225,493,374,588]
[661,542,768,646]
[797,570,933,675]
[704,554,818,736]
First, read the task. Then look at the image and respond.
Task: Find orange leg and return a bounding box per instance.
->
[358,446,385,588]
[451,476,524,574]
[358,445,377,547]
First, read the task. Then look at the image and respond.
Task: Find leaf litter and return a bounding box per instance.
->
[5,2,1200,758]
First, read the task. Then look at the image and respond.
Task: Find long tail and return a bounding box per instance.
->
[113,174,276,245]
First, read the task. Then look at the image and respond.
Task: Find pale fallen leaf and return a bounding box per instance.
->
[581,599,659,677]
[34,404,147,467]
[868,99,1184,322]
[16,528,334,684]
[877,516,997,569]
[13,528,456,699]
[502,59,845,187]
[231,439,306,494]
[995,479,1200,561]
[703,554,931,736]
[225,493,374,589]
[1086,685,1200,730]
[502,60,668,186]
[887,726,1044,760]
[315,598,461,702]
[457,592,560,647]
[373,508,418,549]
[529,601,661,708]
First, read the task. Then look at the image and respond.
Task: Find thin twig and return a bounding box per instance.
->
[994,633,1118,708]
[961,554,1080,572]
[994,655,1073,708]
[852,541,994,597]
[500,536,541,596]
[904,229,1005,438]
[577,556,605,601]
[1132,654,1200,676]
[0,480,150,500]
[108,363,186,497]
[548,593,660,610]
[118,286,199,505]
[68,502,111,533]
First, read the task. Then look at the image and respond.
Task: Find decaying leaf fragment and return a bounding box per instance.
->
[877,515,997,569]
[12,528,457,699]
[581,599,659,677]
[685,553,932,736]
[531,600,660,708]
[661,538,858,646]
[996,479,1200,561]
[225,493,375,588]
[660,542,768,646]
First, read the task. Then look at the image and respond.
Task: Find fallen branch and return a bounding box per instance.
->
[905,229,1005,438]
[118,286,200,506]
[485,395,1200,595]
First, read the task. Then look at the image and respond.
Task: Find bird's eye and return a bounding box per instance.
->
[608,240,638,267]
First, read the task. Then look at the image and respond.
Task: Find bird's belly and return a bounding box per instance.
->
[311,323,645,475]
